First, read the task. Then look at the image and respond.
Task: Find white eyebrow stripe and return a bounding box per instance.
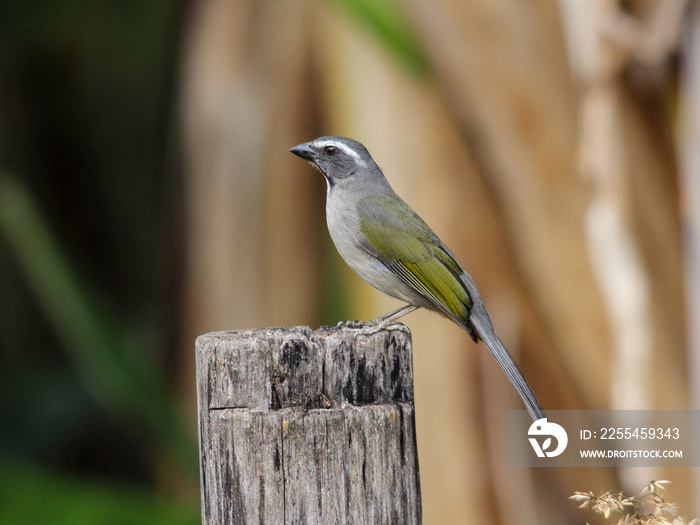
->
[314,140,366,166]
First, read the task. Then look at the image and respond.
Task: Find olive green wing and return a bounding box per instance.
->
[358,196,545,421]
[357,193,472,322]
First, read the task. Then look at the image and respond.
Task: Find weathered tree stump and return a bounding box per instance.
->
[195,324,421,525]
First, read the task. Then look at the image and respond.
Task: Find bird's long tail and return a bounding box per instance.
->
[468,302,546,422]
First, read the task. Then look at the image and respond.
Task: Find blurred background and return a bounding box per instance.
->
[1,0,698,523]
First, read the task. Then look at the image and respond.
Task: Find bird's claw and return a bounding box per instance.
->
[335,317,407,335]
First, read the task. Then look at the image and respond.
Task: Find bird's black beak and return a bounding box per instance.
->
[289,142,316,162]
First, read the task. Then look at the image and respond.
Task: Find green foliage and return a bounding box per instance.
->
[0,0,195,520]
[327,0,428,75]
[0,177,197,478]
[0,462,199,525]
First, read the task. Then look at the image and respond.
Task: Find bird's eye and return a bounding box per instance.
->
[324,145,337,155]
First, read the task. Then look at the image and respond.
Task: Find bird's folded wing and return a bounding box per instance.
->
[357,194,472,322]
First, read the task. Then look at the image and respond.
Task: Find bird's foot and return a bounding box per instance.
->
[333,305,418,334]
[336,316,409,335]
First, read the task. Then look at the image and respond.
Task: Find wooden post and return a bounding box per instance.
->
[195,324,421,525]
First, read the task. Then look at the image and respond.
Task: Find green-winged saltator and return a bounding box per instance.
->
[290,136,545,421]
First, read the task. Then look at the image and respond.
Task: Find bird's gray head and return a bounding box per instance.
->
[289,136,376,186]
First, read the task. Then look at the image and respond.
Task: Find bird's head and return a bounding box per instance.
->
[289,136,375,186]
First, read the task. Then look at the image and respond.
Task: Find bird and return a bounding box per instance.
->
[290,136,545,422]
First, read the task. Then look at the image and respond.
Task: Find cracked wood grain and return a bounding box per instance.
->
[196,324,421,525]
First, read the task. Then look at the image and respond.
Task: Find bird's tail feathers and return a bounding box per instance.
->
[468,306,546,422]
